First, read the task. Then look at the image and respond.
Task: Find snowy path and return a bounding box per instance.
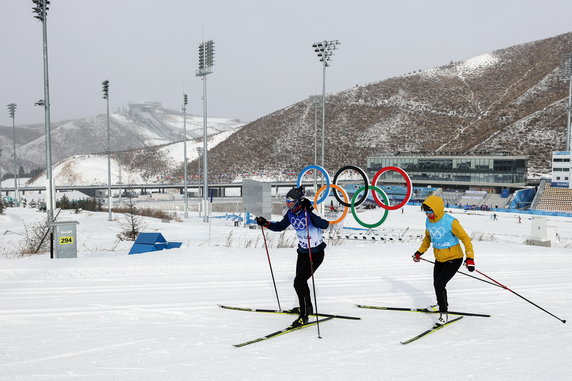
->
[1,239,571,380]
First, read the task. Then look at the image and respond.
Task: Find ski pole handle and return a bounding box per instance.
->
[420,257,566,323]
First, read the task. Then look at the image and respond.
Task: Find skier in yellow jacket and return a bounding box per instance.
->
[413,195,475,325]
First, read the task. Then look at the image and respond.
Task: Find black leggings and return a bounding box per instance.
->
[433,258,463,312]
[293,249,325,316]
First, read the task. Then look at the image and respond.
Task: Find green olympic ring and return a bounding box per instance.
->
[350,185,389,228]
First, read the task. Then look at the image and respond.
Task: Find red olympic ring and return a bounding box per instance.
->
[371,166,413,210]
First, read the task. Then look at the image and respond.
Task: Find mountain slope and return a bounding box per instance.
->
[1,102,244,177]
[27,128,239,186]
[207,32,572,179]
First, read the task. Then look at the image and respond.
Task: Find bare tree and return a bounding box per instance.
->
[116,197,144,241]
[19,218,51,256]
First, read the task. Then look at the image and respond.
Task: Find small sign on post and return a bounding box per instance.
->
[242,179,272,221]
[50,221,80,258]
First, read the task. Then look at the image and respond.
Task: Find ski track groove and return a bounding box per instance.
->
[0,339,158,368]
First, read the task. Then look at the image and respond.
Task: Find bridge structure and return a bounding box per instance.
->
[0,180,346,199]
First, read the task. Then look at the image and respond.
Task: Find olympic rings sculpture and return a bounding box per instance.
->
[295,164,412,228]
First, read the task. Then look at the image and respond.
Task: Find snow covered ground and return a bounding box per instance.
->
[0,205,571,380]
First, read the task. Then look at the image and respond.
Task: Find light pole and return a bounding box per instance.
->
[196,40,215,222]
[561,53,572,188]
[32,0,55,223]
[182,93,189,219]
[196,146,203,217]
[312,40,340,173]
[0,148,3,198]
[102,79,112,221]
[7,103,19,206]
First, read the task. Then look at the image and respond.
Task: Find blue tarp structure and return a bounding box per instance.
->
[244,211,256,225]
[509,188,536,209]
[128,232,182,255]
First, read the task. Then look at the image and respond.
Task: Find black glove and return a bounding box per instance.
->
[255,216,270,228]
[465,258,475,272]
[412,251,422,262]
[300,198,313,211]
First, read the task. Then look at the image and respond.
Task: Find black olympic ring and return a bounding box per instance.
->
[332,165,370,208]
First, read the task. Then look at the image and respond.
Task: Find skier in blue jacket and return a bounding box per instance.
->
[256,186,329,327]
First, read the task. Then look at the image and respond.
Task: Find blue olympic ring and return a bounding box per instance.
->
[296,165,331,204]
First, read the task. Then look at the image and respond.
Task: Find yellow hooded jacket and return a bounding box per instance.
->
[417,195,474,262]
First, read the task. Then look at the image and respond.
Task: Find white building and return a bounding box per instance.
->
[551,151,571,188]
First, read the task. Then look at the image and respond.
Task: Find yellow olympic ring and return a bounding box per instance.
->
[314,184,349,225]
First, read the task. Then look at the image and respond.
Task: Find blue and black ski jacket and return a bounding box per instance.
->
[267,207,329,254]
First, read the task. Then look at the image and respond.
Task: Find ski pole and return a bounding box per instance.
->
[420,257,502,288]
[260,226,282,311]
[306,211,322,339]
[475,269,566,324]
[421,257,566,323]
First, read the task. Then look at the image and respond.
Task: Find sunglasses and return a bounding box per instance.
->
[285,198,295,203]
[424,210,434,215]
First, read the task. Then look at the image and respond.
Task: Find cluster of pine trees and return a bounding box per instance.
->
[56,195,103,211]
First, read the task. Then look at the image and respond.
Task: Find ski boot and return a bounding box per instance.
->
[290,315,309,328]
[435,312,448,326]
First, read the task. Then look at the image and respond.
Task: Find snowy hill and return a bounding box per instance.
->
[207,32,572,179]
[2,102,244,178]
[26,127,239,186]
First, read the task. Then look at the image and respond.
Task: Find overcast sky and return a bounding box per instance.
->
[1,0,572,127]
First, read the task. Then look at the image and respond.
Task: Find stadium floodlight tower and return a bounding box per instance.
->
[195,40,214,222]
[7,103,20,206]
[182,93,189,219]
[561,53,572,189]
[196,146,203,217]
[32,0,55,223]
[102,79,112,221]
[312,40,340,173]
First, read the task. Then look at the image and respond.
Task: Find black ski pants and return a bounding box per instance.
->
[433,258,463,312]
[293,248,325,317]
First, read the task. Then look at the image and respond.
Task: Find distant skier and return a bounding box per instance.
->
[255,186,329,327]
[329,200,336,212]
[412,195,475,326]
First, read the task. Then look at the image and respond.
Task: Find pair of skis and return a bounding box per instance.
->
[355,304,489,344]
[219,305,360,347]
